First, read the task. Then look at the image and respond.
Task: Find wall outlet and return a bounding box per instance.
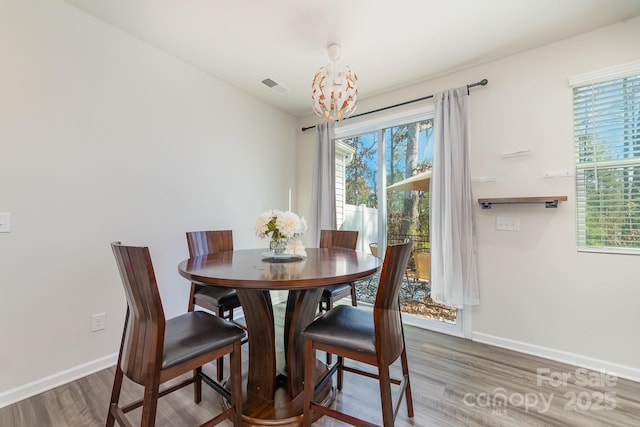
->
[91,313,106,332]
[496,216,520,231]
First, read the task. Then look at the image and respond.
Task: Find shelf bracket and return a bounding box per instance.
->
[478,196,567,209]
[481,201,493,209]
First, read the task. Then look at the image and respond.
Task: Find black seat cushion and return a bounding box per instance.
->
[162,311,245,370]
[321,282,352,298]
[194,285,240,308]
[303,305,375,355]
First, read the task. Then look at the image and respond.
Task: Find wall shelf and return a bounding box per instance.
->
[478,196,567,209]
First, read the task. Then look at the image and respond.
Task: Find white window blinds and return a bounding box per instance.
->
[572,66,640,253]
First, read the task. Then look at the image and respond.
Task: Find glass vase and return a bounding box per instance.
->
[270,238,288,255]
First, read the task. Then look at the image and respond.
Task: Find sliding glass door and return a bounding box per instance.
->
[335,109,460,332]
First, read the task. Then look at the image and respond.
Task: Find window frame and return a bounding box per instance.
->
[570,60,640,255]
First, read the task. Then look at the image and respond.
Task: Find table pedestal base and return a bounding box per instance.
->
[223,360,334,426]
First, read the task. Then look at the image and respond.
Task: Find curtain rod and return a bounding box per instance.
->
[301,78,488,132]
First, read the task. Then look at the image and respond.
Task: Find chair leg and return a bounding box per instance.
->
[325,297,334,365]
[303,339,315,427]
[378,364,394,427]
[401,346,414,417]
[399,319,414,418]
[107,309,128,427]
[140,380,161,427]
[215,306,225,381]
[337,355,344,390]
[193,367,202,404]
[349,283,358,307]
[105,364,124,427]
[230,340,243,426]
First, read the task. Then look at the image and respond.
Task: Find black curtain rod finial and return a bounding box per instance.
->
[469,79,488,88]
[301,78,488,132]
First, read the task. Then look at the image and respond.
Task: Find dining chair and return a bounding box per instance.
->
[302,240,414,427]
[318,230,360,364]
[107,242,244,427]
[186,230,243,381]
[318,229,359,315]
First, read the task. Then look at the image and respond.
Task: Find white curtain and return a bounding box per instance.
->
[314,121,336,240]
[430,87,480,309]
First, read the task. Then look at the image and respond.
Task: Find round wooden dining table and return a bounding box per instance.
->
[178,247,380,426]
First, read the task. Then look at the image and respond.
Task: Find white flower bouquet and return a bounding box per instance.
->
[255,209,307,257]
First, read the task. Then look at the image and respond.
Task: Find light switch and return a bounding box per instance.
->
[0,213,11,232]
[496,216,519,231]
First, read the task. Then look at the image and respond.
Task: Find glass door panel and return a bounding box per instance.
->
[382,119,456,325]
[338,132,379,252]
[336,118,459,328]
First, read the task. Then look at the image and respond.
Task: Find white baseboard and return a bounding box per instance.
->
[0,353,118,410]
[0,300,260,410]
[472,332,640,383]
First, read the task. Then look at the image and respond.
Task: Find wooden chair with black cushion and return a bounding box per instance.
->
[107,242,244,427]
[318,229,359,314]
[186,230,243,381]
[302,240,414,427]
[317,229,359,364]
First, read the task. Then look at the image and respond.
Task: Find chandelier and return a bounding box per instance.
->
[311,44,358,121]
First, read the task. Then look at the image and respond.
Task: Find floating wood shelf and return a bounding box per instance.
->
[478,196,568,209]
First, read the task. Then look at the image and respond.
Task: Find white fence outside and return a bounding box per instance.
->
[341,204,379,253]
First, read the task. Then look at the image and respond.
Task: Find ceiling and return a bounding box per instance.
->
[63,0,640,118]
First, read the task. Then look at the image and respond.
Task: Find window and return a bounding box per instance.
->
[571,63,640,253]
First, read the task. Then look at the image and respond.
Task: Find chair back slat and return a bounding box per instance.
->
[186,230,233,257]
[319,229,358,250]
[373,240,413,362]
[111,242,165,384]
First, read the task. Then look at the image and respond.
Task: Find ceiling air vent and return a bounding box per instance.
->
[260,77,289,95]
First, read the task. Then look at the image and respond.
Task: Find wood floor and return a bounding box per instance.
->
[2,305,639,426]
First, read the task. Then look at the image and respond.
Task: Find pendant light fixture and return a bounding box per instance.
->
[311,44,358,121]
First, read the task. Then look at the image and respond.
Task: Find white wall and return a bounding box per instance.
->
[0,0,297,405]
[298,17,640,380]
